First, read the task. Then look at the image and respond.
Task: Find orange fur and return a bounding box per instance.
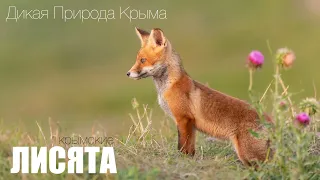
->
[127,28,272,165]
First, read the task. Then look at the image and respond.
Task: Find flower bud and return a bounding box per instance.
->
[276,47,295,68]
[247,50,264,69]
[131,98,139,109]
[279,101,288,111]
[299,98,319,116]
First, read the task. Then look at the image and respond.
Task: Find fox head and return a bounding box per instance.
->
[127,28,170,80]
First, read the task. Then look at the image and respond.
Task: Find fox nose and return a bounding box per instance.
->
[126,72,130,77]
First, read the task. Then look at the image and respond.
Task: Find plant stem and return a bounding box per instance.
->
[273,65,280,121]
[248,69,253,92]
[279,77,295,117]
[274,64,286,172]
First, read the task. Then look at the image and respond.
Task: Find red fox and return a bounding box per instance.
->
[127,28,271,166]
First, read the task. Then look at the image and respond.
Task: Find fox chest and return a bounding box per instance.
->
[157,94,174,119]
[153,74,175,119]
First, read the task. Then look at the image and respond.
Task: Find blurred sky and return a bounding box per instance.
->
[0,0,319,134]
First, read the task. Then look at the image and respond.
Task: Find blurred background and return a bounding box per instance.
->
[0,0,319,135]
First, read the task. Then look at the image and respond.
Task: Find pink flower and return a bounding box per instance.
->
[279,101,288,111]
[248,50,264,69]
[296,112,310,126]
[276,48,295,68]
[283,53,295,68]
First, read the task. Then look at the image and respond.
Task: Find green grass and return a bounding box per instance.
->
[0,110,243,180]
[0,97,319,179]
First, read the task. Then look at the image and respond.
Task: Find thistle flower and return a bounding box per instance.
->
[279,101,288,111]
[276,47,295,68]
[247,50,264,69]
[296,112,310,126]
[299,98,319,116]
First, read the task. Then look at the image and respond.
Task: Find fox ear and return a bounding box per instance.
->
[135,27,149,46]
[148,28,167,48]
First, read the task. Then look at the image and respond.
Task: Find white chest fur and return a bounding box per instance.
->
[153,75,174,119]
[157,93,174,119]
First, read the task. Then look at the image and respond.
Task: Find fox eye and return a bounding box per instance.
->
[140,58,146,63]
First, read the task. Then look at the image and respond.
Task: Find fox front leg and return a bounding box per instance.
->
[177,119,196,156]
